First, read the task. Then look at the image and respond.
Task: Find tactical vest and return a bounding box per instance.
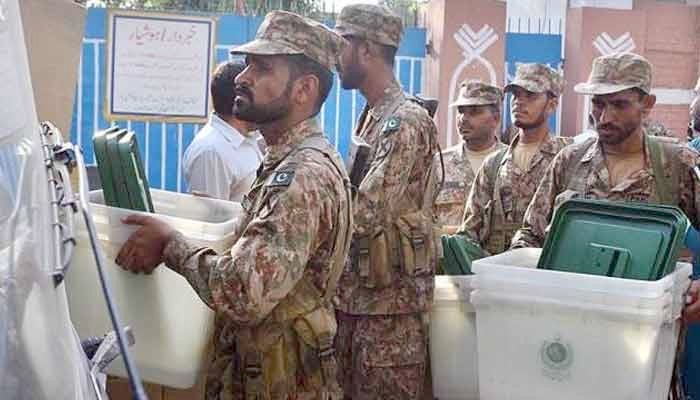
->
[561,136,685,400]
[235,134,353,400]
[353,96,439,289]
[480,148,520,255]
[481,137,572,255]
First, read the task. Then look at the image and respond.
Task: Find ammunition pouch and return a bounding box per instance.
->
[355,210,436,289]
[237,278,342,400]
[356,229,392,289]
[395,212,435,278]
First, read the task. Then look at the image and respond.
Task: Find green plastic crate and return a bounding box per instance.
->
[538,199,688,281]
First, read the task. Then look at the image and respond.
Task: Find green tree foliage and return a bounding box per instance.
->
[80,0,323,16]
[379,0,426,27]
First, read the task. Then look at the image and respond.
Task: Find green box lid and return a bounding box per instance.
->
[117,131,154,213]
[93,127,120,207]
[538,199,688,281]
[105,129,132,210]
[441,234,487,275]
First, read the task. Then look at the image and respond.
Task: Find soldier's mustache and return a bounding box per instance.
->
[597,123,620,132]
[235,85,253,100]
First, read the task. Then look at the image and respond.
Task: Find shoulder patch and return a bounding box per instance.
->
[382,116,402,134]
[266,169,296,188]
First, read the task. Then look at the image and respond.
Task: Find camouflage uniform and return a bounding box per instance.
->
[644,119,676,138]
[510,54,700,400]
[457,64,571,256]
[513,52,700,248]
[162,12,352,400]
[434,81,506,229]
[333,5,439,399]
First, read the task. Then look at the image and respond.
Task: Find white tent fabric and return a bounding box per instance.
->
[0,0,98,398]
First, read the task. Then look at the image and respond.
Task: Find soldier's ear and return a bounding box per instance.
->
[293,73,320,110]
[546,94,559,113]
[357,39,374,64]
[641,94,656,117]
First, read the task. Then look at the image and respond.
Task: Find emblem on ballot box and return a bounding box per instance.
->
[540,336,573,381]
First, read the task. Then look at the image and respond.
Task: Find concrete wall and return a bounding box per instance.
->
[562,0,699,139]
[425,0,700,141]
[423,0,506,147]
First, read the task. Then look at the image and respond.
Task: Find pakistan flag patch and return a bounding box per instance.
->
[267,170,295,188]
[382,116,401,134]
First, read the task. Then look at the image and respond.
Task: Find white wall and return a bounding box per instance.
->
[507,0,566,19]
[568,0,633,9]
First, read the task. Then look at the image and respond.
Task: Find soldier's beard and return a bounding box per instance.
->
[514,106,549,130]
[596,121,638,145]
[339,49,364,90]
[234,81,292,124]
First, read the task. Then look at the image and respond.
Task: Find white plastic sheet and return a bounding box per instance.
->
[0,0,99,398]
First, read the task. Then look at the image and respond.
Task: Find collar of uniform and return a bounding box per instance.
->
[501,134,518,165]
[367,79,405,121]
[262,118,321,168]
[210,113,245,148]
[502,131,557,163]
[538,133,563,155]
[580,138,601,164]
[458,141,467,158]
[581,135,654,166]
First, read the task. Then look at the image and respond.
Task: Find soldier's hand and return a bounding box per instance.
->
[115,214,177,274]
[684,280,700,323]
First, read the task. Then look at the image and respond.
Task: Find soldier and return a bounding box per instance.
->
[456,63,571,256]
[435,80,507,235]
[332,4,439,399]
[510,53,700,329]
[115,11,352,400]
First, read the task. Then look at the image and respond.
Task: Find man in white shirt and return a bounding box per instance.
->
[183,61,263,201]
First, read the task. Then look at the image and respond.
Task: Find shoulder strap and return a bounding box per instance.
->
[295,136,353,303]
[486,147,507,188]
[647,135,680,205]
[563,138,597,191]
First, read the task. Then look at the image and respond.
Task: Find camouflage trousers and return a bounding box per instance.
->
[335,311,427,400]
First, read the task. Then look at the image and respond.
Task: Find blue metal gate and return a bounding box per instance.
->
[71,8,426,192]
[503,16,563,135]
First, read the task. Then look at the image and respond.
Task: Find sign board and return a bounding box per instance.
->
[106,11,215,122]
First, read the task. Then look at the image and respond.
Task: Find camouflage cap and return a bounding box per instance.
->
[450,80,503,107]
[504,63,564,97]
[574,53,652,95]
[334,4,403,48]
[230,11,346,72]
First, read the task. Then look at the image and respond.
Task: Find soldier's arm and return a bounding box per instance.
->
[510,151,564,249]
[456,162,492,250]
[354,113,431,235]
[678,146,700,227]
[162,161,331,325]
[678,147,700,323]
